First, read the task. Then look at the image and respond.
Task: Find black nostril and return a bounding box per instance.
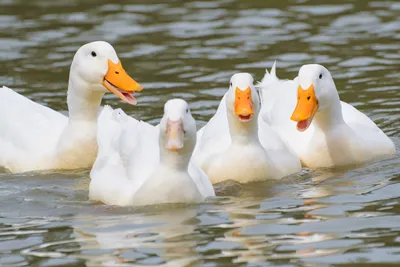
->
[115,71,119,74]
[307,96,311,100]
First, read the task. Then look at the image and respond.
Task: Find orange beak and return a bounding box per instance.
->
[290,84,319,131]
[165,118,184,151]
[103,59,143,105]
[234,87,254,121]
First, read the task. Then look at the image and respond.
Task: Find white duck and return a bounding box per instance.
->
[89,99,215,206]
[258,63,396,169]
[192,73,301,184]
[0,41,142,173]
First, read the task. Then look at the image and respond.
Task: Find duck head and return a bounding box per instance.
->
[159,99,197,153]
[226,73,260,123]
[290,64,338,131]
[69,41,142,105]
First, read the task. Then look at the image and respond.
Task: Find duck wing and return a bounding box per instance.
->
[0,86,67,170]
[90,106,159,205]
[192,92,231,167]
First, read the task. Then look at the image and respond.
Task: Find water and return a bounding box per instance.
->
[0,0,399,266]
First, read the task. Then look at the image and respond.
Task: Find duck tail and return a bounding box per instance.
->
[257,61,280,104]
[97,106,128,153]
[270,60,277,77]
[258,61,279,89]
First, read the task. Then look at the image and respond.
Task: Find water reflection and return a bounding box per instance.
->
[1,158,399,266]
[71,208,202,266]
[0,0,399,266]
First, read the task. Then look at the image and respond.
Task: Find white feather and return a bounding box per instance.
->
[257,62,396,168]
[90,99,215,206]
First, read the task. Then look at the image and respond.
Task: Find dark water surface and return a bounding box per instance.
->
[0,0,399,266]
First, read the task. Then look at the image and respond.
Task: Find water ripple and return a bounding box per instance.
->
[0,0,399,266]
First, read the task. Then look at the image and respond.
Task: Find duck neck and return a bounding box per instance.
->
[227,111,259,145]
[159,147,191,171]
[314,95,344,131]
[52,75,105,169]
[67,78,105,122]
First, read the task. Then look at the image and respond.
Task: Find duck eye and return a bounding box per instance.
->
[230,82,232,87]
[91,51,97,57]
[186,108,189,113]
[319,73,322,79]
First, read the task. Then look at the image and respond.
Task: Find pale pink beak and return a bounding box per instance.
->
[165,118,184,151]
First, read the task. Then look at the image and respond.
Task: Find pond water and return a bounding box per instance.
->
[0,0,399,266]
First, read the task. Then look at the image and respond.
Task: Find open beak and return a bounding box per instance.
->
[290,84,318,132]
[234,87,254,122]
[103,59,143,105]
[165,118,184,151]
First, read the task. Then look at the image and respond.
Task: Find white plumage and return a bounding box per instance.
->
[192,73,301,184]
[89,99,215,206]
[0,41,142,173]
[258,62,396,168]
